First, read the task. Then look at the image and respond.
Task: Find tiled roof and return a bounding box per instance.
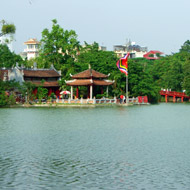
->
[71,69,108,79]
[66,79,114,86]
[66,79,92,86]
[23,69,60,77]
[24,38,40,44]
[143,50,164,60]
[93,80,114,86]
[31,81,60,87]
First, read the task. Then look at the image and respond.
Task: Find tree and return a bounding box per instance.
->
[39,19,80,70]
[180,40,190,53]
[22,82,36,103]
[128,59,159,102]
[0,20,16,37]
[0,80,20,107]
[36,86,48,103]
[0,44,24,68]
[182,56,190,95]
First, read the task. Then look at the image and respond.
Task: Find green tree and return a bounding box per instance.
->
[0,20,16,37]
[39,19,80,70]
[0,44,23,68]
[180,40,190,53]
[36,86,48,103]
[22,82,36,103]
[182,57,190,95]
[0,79,20,107]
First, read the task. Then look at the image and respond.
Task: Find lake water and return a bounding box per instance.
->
[0,104,190,189]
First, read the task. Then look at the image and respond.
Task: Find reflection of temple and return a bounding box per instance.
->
[65,68,114,99]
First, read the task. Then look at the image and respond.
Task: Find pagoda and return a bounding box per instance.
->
[65,68,114,99]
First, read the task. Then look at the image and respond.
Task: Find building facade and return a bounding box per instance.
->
[114,41,148,58]
[23,38,40,60]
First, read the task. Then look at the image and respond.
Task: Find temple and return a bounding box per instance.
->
[23,69,61,97]
[65,68,114,99]
[0,65,61,97]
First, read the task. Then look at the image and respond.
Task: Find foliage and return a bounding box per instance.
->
[39,19,80,71]
[0,80,20,107]
[22,82,36,103]
[36,83,48,103]
[180,40,190,53]
[0,20,16,37]
[0,44,24,68]
[148,53,154,57]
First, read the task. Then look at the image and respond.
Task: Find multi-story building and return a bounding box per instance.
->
[23,38,40,60]
[114,41,148,58]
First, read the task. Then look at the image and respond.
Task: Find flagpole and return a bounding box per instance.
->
[126,75,128,104]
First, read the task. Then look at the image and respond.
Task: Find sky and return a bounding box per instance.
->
[1,0,190,55]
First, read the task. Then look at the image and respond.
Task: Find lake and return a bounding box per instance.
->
[0,103,190,189]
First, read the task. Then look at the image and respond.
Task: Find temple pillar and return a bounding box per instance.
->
[48,88,52,96]
[181,97,184,103]
[106,86,109,97]
[76,86,79,99]
[33,88,37,96]
[87,86,90,99]
[101,87,104,94]
[90,85,93,99]
[173,96,176,103]
[71,86,73,100]
[165,95,168,103]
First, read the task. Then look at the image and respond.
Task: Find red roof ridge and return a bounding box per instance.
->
[71,69,108,79]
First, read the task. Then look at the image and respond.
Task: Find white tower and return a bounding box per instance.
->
[24,38,39,60]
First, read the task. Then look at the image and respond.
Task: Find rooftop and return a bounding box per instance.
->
[71,69,108,79]
[24,38,40,45]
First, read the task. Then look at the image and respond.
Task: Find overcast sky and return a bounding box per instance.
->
[1,0,190,54]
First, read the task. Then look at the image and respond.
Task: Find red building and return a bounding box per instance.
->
[143,50,164,60]
[23,69,61,97]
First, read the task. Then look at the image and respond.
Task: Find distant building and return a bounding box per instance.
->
[98,46,107,51]
[114,40,148,58]
[23,38,40,60]
[82,43,107,51]
[143,50,164,60]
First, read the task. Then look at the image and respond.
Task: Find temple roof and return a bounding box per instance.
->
[23,69,61,78]
[31,81,59,87]
[71,69,108,79]
[66,79,114,86]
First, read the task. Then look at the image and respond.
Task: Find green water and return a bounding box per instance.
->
[0,104,190,189]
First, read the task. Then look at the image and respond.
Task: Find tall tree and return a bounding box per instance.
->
[39,19,80,70]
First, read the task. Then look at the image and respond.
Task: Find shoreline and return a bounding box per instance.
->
[1,102,142,108]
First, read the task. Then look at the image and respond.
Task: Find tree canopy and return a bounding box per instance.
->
[0,44,24,68]
[0,20,16,37]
